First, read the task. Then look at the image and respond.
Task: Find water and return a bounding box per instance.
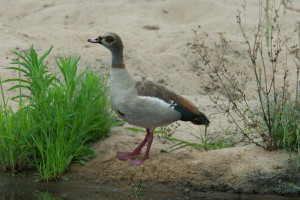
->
[0,176,298,200]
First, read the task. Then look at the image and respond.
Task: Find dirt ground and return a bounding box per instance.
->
[1,0,300,197]
[66,125,298,195]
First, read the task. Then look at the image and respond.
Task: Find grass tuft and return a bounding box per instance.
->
[0,46,114,181]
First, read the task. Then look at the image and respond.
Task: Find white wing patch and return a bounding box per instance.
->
[138,96,172,109]
[169,101,177,108]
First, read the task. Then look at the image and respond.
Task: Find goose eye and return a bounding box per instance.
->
[105,36,115,43]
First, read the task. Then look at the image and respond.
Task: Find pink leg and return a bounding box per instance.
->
[130,129,154,166]
[116,128,151,160]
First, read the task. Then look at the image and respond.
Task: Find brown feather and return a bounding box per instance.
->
[135,80,201,116]
[177,98,201,115]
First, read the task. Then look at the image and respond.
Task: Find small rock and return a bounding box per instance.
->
[157,79,165,84]
[143,25,160,30]
[228,118,233,123]
[162,9,168,14]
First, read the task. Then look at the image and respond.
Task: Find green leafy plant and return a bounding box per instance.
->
[134,183,144,199]
[0,88,34,173]
[0,56,35,173]
[0,46,114,181]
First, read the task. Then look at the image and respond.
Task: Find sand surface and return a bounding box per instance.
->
[1,0,300,194]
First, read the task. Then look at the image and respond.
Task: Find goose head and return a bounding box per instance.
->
[88,32,124,53]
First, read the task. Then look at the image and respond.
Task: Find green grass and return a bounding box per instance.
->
[127,125,231,152]
[0,46,114,181]
[269,97,300,152]
[166,126,231,152]
[0,96,34,173]
[0,59,36,173]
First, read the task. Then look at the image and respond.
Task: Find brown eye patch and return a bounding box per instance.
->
[105,36,115,43]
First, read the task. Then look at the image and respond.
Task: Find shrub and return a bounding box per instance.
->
[193,0,300,151]
[0,46,113,181]
[0,92,34,173]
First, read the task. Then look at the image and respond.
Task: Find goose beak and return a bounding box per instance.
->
[87,36,102,44]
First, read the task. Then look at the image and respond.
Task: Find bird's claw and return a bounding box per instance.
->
[116,151,139,160]
[130,160,144,166]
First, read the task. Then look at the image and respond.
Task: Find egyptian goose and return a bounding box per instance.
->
[88,32,210,166]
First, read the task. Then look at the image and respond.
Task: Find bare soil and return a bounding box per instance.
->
[66,125,299,196]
